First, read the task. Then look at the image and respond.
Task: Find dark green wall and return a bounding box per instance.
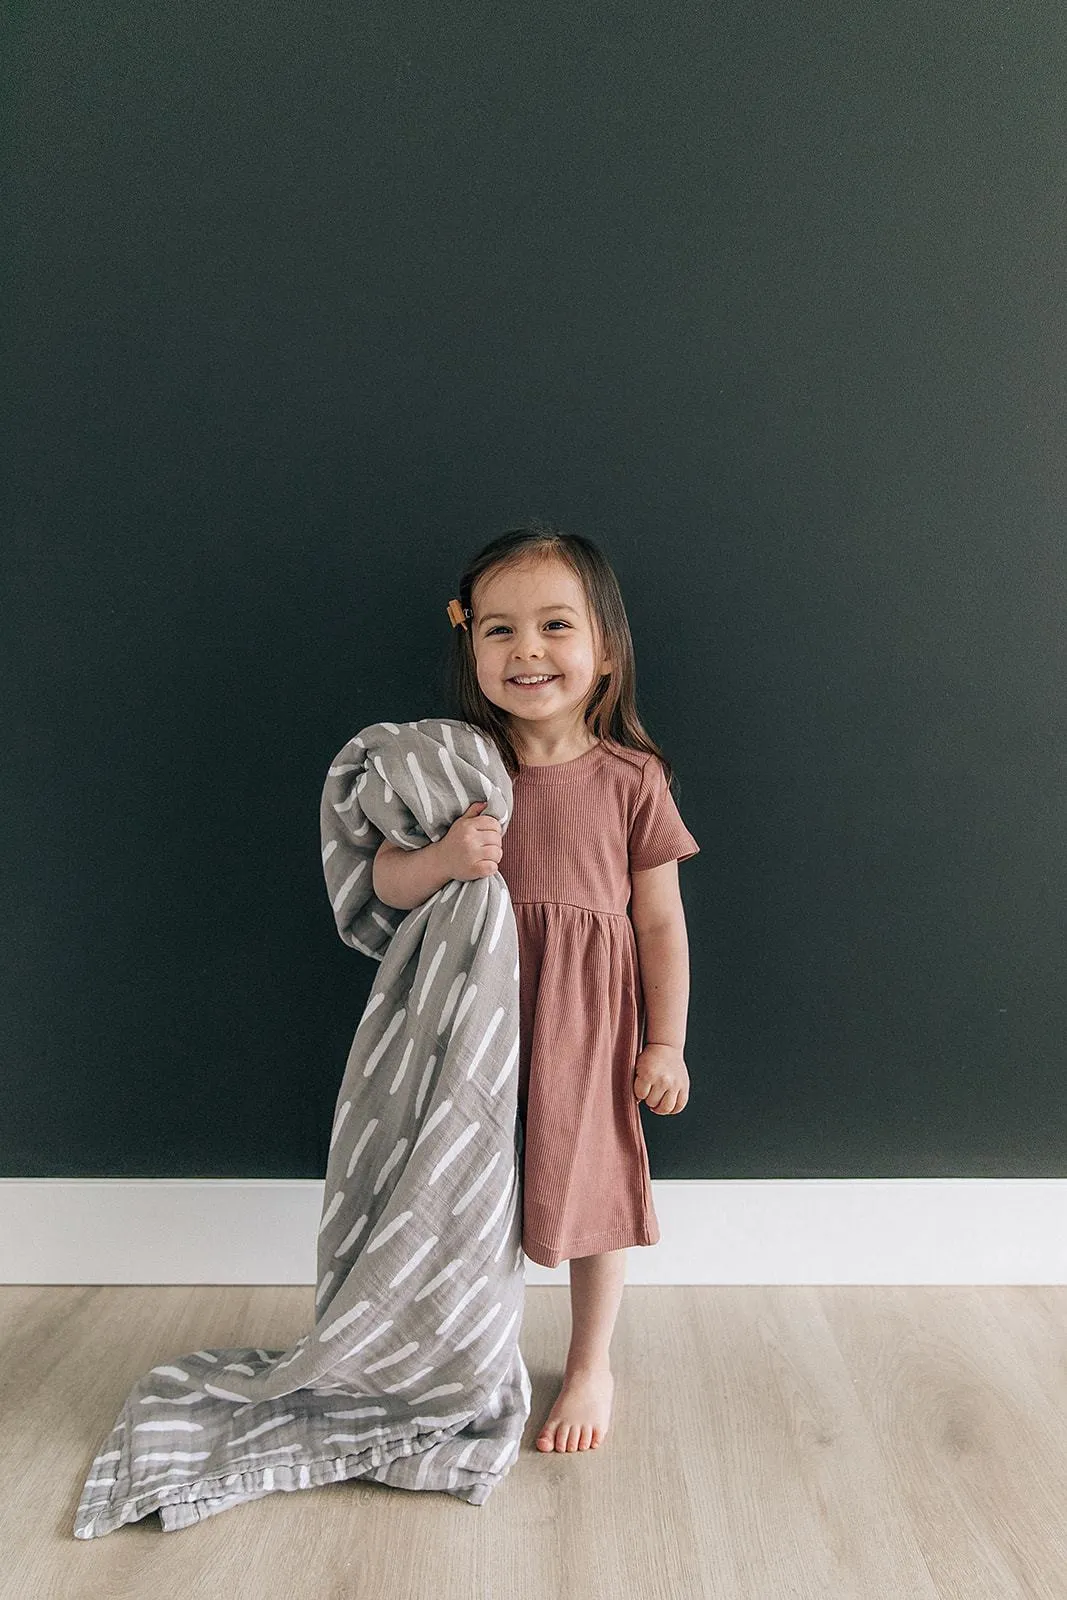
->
[7,2,1066,1177]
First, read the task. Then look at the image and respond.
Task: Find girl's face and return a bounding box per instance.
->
[470,558,612,734]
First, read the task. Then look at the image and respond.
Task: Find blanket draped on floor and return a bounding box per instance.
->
[74,718,529,1538]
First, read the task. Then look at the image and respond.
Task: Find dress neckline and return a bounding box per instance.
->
[515,741,606,784]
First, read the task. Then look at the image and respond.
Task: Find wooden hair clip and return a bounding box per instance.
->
[447,598,472,630]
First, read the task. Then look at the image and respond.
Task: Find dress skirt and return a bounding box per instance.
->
[513,900,660,1268]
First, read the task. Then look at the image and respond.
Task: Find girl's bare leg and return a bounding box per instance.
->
[535,1248,626,1452]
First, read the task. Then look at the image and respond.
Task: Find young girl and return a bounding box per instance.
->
[377,522,699,1457]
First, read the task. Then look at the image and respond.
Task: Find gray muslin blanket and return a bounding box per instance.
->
[73,718,529,1538]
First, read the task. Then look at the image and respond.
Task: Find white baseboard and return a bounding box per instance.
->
[3,1179,1066,1285]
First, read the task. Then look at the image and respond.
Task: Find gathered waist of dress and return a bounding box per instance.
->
[508,898,631,919]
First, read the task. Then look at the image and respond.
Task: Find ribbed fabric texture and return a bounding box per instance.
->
[497,739,699,1267]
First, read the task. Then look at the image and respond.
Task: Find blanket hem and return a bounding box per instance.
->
[74,1423,499,1537]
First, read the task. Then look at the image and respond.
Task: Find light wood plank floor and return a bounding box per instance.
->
[3,1284,1067,1599]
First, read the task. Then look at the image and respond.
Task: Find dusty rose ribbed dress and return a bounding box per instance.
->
[497,737,700,1269]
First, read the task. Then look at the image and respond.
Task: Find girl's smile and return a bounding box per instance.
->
[506,673,561,691]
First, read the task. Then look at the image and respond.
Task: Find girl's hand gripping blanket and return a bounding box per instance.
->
[73,718,529,1538]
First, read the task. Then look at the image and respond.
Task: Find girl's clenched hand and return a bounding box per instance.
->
[438,800,502,883]
[633,1044,690,1114]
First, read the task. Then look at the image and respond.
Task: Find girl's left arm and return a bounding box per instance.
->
[630,862,692,1115]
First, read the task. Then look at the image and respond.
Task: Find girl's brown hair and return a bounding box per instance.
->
[446,519,679,792]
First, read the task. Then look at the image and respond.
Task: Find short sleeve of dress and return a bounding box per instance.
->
[628,756,700,871]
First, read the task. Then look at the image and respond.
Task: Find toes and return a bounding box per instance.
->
[535,1420,604,1451]
[537,1412,607,1452]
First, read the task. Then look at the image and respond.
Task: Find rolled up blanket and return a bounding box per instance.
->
[73,718,529,1538]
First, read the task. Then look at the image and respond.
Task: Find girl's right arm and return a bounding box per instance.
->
[371,800,501,910]
[372,838,454,910]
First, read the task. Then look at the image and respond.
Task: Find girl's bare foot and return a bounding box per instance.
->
[535,1364,614,1452]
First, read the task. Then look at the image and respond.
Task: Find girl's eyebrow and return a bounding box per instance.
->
[479,605,579,623]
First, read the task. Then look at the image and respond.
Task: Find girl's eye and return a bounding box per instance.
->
[486,621,570,636]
